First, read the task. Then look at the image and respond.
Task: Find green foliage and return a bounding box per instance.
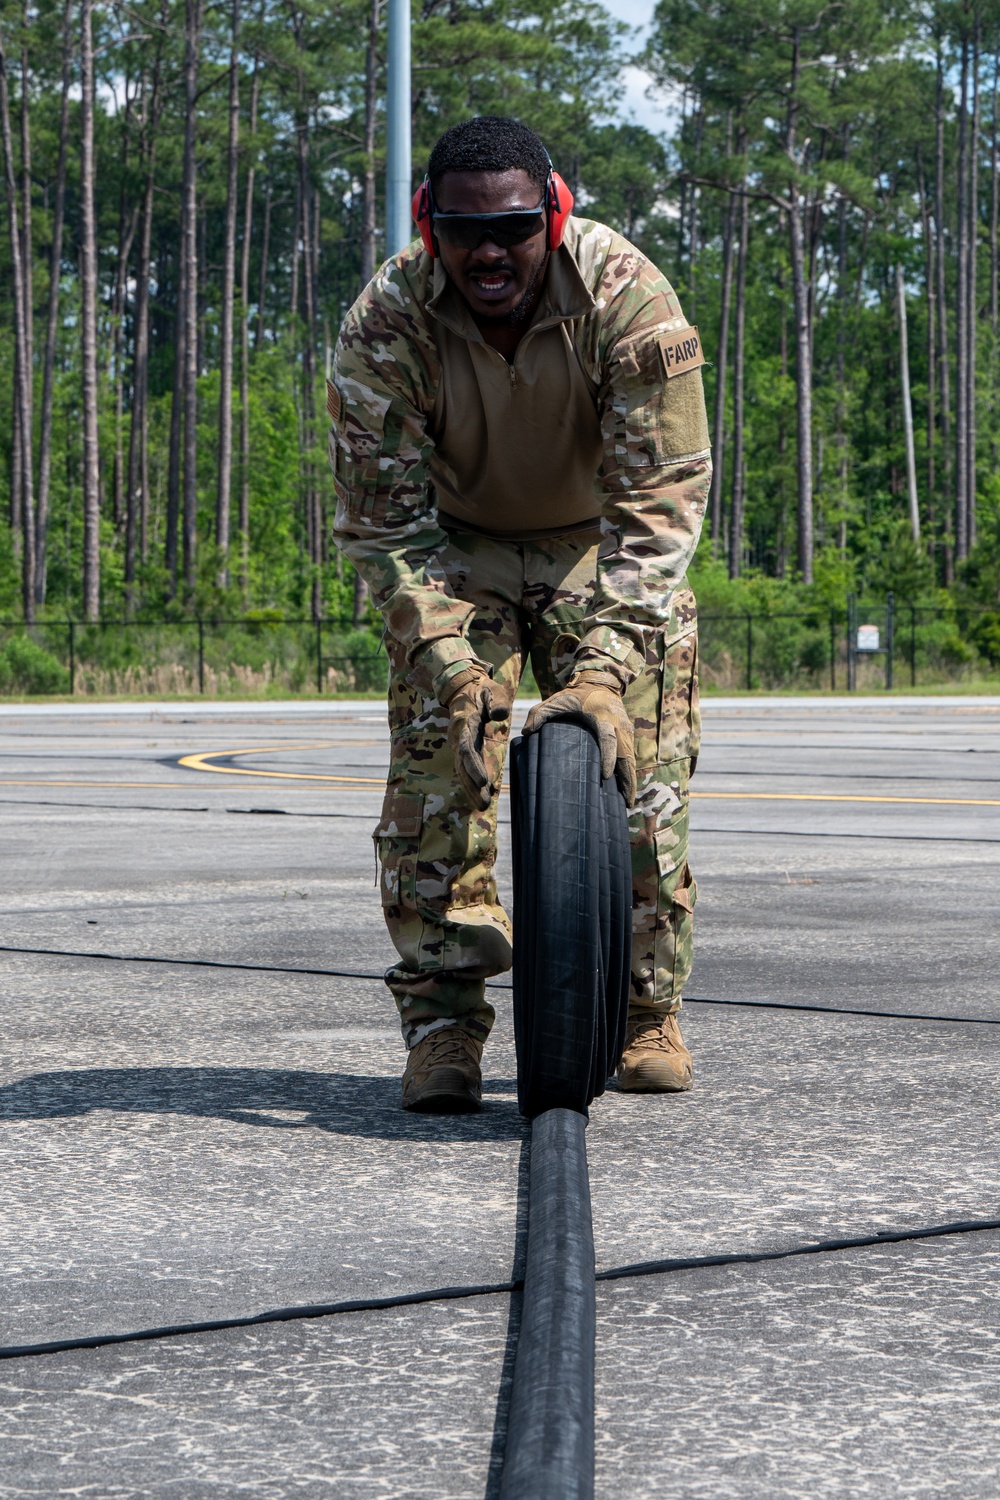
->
[0,636,71,695]
[1,0,1000,669]
[969,613,1000,667]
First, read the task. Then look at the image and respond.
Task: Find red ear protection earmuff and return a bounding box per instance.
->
[410,165,574,257]
[411,178,436,256]
[544,169,573,251]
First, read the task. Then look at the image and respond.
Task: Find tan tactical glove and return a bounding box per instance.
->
[522,670,636,805]
[443,665,512,811]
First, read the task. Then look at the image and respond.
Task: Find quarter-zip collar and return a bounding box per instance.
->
[426,239,596,346]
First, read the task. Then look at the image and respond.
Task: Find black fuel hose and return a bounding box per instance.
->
[498,1107,595,1500]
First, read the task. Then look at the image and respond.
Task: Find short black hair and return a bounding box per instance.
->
[427,116,550,195]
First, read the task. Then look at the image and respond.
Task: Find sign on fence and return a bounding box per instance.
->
[856,625,881,653]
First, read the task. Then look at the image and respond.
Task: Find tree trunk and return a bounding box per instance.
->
[297,114,321,620]
[805,132,828,376]
[729,162,750,579]
[238,52,259,598]
[835,168,849,551]
[290,173,301,325]
[216,0,241,588]
[896,264,920,543]
[0,18,34,620]
[935,43,953,583]
[126,33,164,608]
[165,291,184,595]
[126,146,154,603]
[676,91,688,275]
[967,17,980,549]
[709,114,735,556]
[110,193,139,532]
[80,0,100,620]
[181,0,204,600]
[687,98,703,320]
[11,358,22,557]
[917,149,937,551]
[36,0,73,607]
[20,20,34,514]
[786,29,813,583]
[991,50,999,340]
[776,230,788,577]
[311,177,323,574]
[360,0,381,284]
[989,45,999,477]
[108,76,138,534]
[955,35,969,561]
[255,177,271,348]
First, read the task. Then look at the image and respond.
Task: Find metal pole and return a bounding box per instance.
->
[68,621,75,696]
[385,0,412,257]
[910,604,917,687]
[198,618,205,695]
[745,613,752,690]
[847,593,856,692]
[316,619,323,694]
[885,592,895,691]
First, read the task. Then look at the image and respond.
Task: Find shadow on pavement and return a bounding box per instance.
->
[0,1066,526,1142]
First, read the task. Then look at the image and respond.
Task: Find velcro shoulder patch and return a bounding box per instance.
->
[326,379,341,422]
[659,326,706,379]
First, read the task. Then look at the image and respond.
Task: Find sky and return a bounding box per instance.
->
[600,0,677,135]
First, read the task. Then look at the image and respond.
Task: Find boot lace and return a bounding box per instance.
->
[420,1027,477,1067]
[625,1013,681,1053]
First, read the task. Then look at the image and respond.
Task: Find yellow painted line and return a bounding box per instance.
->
[171,750,1000,806]
[2,770,997,808]
[178,746,385,785]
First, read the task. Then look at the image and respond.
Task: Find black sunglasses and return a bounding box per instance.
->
[431,207,546,249]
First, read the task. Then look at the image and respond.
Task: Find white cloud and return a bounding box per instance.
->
[600,0,683,137]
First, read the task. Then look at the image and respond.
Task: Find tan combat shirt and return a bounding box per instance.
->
[330,216,712,700]
[426,249,604,537]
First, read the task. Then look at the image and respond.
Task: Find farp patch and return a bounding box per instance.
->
[659,327,706,379]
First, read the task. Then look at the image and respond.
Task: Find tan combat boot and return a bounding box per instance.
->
[617,1011,693,1093]
[401,1025,484,1112]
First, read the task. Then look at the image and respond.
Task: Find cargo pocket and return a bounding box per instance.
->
[657,610,699,765]
[654,852,697,1005]
[334,438,389,528]
[373,788,424,915]
[330,382,393,528]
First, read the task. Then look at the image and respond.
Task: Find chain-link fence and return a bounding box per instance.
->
[0,618,387,698]
[687,595,999,692]
[0,597,998,697]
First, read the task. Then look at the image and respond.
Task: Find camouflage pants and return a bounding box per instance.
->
[374,526,700,1049]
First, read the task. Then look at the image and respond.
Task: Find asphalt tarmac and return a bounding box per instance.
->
[1,694,998,1497]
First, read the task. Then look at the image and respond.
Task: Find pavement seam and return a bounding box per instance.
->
[594,1215,1000,1284]
[682,996,1000,1024]
[1,946,997,1026]
[3,1214,999,1365]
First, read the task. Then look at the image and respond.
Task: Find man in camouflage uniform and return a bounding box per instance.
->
[330,116,709,1111]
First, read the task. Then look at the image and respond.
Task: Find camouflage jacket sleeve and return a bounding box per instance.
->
[574,236,711,686]
[329,254,489,700]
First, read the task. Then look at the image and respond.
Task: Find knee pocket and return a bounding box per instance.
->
[658,623,699,764]
[374,789,426,915]
[624,611,699,771]
[374,783,498,918]
[654,858,697,1003]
